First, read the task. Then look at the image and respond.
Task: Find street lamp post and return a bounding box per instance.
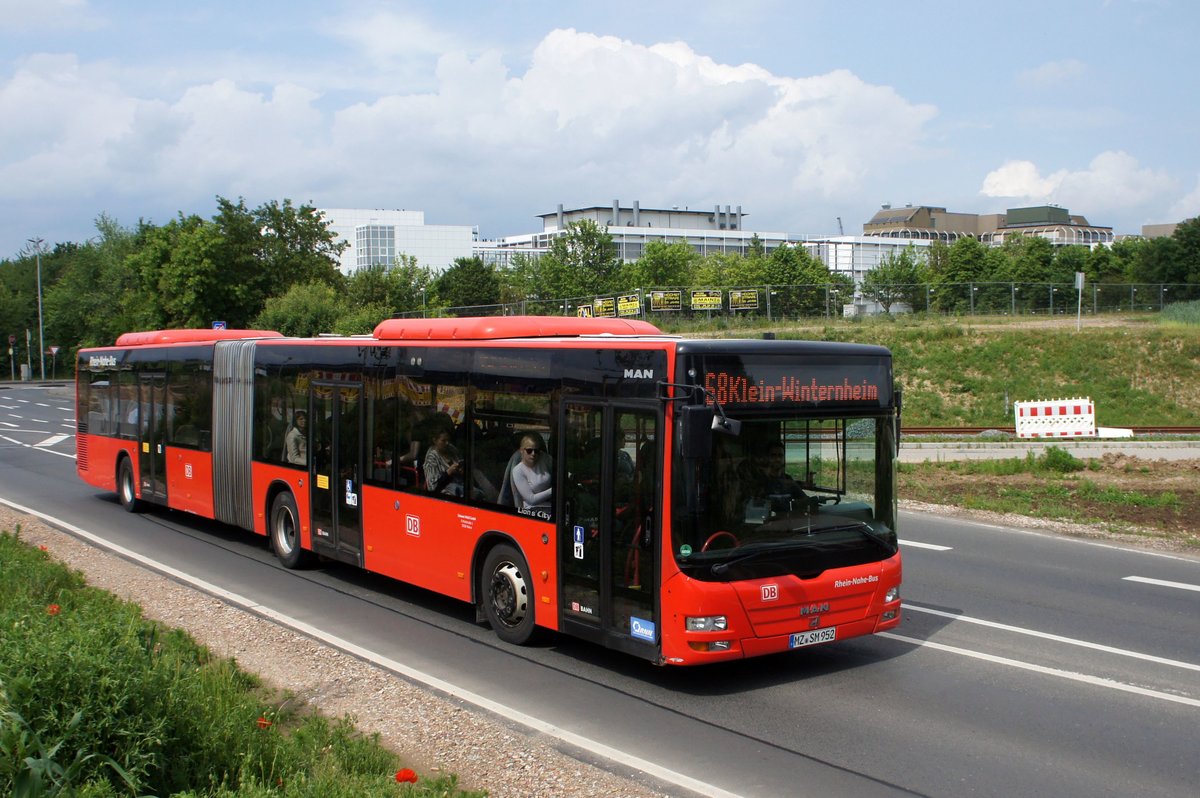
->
[27,238,45,381]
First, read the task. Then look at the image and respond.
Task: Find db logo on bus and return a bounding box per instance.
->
[761,584,779,602]
[406,514,420,538]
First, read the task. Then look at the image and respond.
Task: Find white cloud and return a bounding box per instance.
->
[980,160,1060,197]
[1017,59,1087,88]
[980,152,1177,217]
[1167,176,1200,223]
[1,25,942,249]
[327,9,463,67]
[0,0,104,32]
[332,29,938,210]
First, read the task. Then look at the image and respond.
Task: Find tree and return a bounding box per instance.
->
[44,216,149,349]
[622,240,696,288]
[691,253,745,287]
[539,220,620,298]
[346,255,435,317]
[763,244,840,317]
[860,248,927,314]
[432,257,501,313]
[253,281,345,337]
[930,237,988,312]
[1172,216,1200,287]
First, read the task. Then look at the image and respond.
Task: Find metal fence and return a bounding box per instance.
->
[396,282,1200,322]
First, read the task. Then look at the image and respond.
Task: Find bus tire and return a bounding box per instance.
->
[481,543,535,645]
[270,491,311,569]
[117,458,141,513]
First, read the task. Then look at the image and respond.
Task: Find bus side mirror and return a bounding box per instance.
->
[680,406,714,458]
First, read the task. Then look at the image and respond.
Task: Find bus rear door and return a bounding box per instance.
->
[310,382,364,566]
[137,373,168,504]
[559,402,660,658]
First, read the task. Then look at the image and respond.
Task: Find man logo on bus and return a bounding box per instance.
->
[761,584,779,602]
[623,368,653,379]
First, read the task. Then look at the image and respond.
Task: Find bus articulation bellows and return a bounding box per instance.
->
[76,317,902,665]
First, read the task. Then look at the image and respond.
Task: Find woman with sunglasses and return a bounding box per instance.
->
[511,432,553,518]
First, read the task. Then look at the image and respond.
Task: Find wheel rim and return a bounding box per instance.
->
[274,505,297,555]
[121,466,134,504]
[489,560,528,628]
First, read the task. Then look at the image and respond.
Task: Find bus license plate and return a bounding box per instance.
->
[789,627,836,649]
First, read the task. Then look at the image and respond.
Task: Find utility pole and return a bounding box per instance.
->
[26,237,46,381]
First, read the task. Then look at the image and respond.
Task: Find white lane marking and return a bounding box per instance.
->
[900,540,953,551]
[0,498,743,798]
[0,421,17,428]
[0,435,75,459]
[878,632,1200,708]
[31,418,49,424]
[901,509,1199,563]
[1124,576,1200,594]
[35,434,70,448]
[9,414,23,420]
[35,402,50,407]
[904,604,1200,672]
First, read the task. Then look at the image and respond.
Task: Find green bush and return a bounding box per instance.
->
[0,529,484,798]
[1036,446,1086,473]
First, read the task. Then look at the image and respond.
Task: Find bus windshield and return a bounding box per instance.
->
[672,413,898,582]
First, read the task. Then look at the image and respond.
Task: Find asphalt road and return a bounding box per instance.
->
[2,383,1198,798]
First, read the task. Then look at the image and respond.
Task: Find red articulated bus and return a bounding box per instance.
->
[75,316,902,665]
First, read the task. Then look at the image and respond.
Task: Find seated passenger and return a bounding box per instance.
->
[510,432,553,518]
[739,440,809,515]
[424,429,464,496]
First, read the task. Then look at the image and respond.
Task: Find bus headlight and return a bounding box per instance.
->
[884,586,900,603]
[686,615,728,632]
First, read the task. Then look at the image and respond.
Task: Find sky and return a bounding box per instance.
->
[2,0,1199,259]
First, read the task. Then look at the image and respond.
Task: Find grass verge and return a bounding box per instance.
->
[898,447,1198,549]
[0,526,484,798]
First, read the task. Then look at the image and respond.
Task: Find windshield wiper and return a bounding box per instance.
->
[710,540,823,576]
[709,523,894,576]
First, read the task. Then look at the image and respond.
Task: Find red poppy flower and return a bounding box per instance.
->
[47,604,60,616]
[395,768,418,783]
[256,716,272,729]
[39,545,48,551]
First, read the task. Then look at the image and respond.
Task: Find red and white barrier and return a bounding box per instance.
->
[1014,397,1095,438]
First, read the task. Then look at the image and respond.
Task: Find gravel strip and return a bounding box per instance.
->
[1,506,669,798]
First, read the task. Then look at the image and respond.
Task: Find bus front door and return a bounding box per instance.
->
[560,403,659,657]
[310,383,364,566]
[137,373,167,504]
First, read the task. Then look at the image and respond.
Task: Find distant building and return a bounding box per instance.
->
[319,208,474,273]
[475,200,791,267]
[799,235,931,284]
[863,204,1113,247]
[1141,222,1180,239]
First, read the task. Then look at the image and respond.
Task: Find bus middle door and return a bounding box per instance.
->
[310,382,364,567]
[559,402,659,658]
[137,373,167,504]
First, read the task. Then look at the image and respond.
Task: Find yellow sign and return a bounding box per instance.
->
[690,290,723,311]
[316,474,329,490]
[650,290,683,312]
[617,294,641,317]
[593,297,617,317]
[729,289,760,310]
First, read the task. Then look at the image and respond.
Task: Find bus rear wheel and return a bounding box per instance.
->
[117,458,141,513]
[270,492,311,569]
[481,543,535,645]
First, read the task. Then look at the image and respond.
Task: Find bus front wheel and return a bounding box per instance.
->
[270,492,311,569]
[117,458,141,513]
[481,543,535,645]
